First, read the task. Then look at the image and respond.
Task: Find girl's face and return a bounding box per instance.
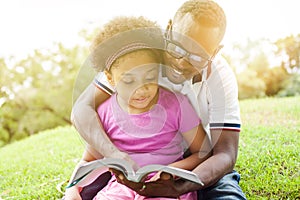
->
[111,53,159,114]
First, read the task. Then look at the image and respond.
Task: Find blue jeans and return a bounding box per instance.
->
[197,171,246,200]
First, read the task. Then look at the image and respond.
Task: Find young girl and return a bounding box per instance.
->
[65,16,210,200]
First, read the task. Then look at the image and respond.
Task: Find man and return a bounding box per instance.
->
[71,0,246,199]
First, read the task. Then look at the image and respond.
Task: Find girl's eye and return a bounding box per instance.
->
[145,70,158,81]
[145,75,156,80]
[121,77,134,84]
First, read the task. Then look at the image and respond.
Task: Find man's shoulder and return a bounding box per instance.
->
[209,56,237,84]
[213,56,233,73]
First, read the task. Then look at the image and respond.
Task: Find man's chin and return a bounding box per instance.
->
[166,74,187,84]
[164,68,186,84]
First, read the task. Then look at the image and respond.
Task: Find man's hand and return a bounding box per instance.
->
[111,169,199,198]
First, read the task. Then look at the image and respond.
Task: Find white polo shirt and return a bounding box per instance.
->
[93,55,241,135]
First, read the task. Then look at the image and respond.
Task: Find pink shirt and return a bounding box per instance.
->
[97,87,200,167]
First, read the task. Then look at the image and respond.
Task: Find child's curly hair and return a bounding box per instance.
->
[90,16,163,72]
[90,16,160,52]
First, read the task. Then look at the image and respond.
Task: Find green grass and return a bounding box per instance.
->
[0,127,84,199]
[237,96,300,199]
[0,96,299,199]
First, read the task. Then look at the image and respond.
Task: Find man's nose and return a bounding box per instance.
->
[174,58,188,70]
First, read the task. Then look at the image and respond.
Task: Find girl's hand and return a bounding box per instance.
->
[110,151,139,170]
[148,171,173,182]
[64,186,82,200]
[148,171,161,182]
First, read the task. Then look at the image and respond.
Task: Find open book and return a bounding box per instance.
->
[67,158,203,188]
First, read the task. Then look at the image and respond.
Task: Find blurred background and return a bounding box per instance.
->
[1,0,299,146]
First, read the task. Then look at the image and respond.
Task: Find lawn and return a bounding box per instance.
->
[0,96,299,199]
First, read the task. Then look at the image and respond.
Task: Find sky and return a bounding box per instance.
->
[0,0,300,59]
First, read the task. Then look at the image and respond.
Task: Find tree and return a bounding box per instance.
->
[237,69,266,99]
[277,73,300,97]
[275,34,300,72]
[226,37,292,98]
[0,42,89,146]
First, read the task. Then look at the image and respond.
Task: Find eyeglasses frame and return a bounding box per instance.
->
[164,19,223,69]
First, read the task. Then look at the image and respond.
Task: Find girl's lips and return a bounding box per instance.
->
[133,96,148,103]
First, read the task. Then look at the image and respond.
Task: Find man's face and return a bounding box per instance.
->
[164,14,221,83]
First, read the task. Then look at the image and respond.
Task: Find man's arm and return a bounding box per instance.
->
[71,83,135,163]
[177,129,239,193]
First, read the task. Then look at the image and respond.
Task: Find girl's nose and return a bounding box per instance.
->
[135,85,148,94]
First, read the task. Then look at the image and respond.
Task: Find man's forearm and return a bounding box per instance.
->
[72,106,120,156]
[194,152,235,187]
[175,152,235,196]
[71,83,120,157]
[180,129,239,193]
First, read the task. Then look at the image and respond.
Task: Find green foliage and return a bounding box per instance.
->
[227,35,300,99]
[277,73,300,97]
[247,50,270,77]
[0,97,299,199]
[262,66,289,96]
[0,42,89,146]
[275,34,300,71]
[237,69,266,99]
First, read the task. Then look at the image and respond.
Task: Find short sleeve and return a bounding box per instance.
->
[206,57,241,131]
[93,72,115,95]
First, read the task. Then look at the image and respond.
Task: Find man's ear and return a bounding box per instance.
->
[104,70,115,86]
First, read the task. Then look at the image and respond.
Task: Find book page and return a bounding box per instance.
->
[69,158,203,187]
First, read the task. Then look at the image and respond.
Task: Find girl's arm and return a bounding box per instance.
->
[144,124,211,182]
[169,125,212,171]
[64,145,102,200]
[71,83,136,163]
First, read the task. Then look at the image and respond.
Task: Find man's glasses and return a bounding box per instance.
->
[164,20,223,69]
